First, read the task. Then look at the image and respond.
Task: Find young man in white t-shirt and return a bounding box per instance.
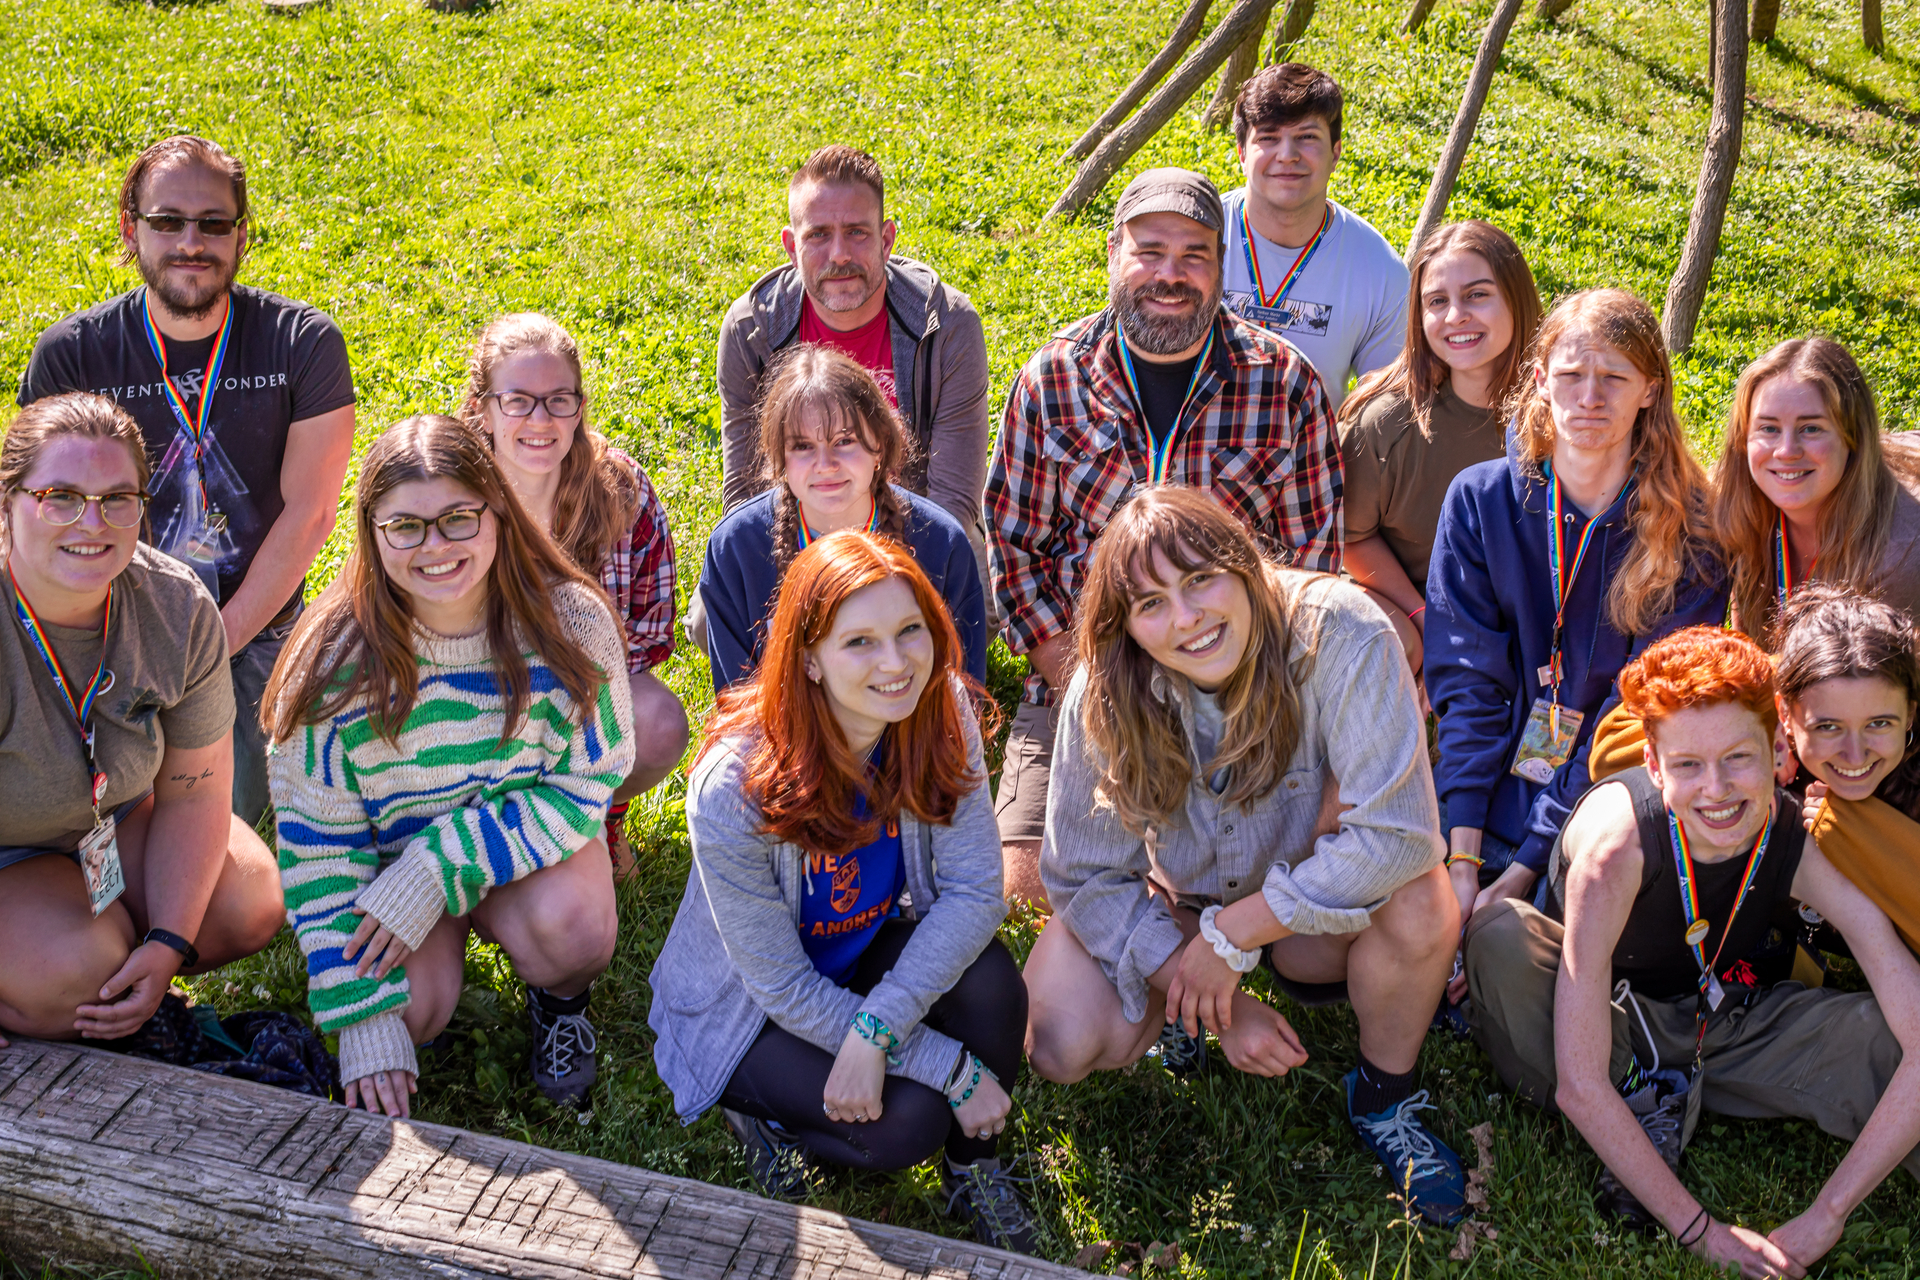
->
[1222,64,1409,409]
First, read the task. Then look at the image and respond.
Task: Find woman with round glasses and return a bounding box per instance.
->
[461,313,687,877]
[265,414,635,1116]
[0,392,284,1052]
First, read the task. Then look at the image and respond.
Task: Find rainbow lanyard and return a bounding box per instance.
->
[1666,800,1773,1025]
[8,563,115,819]
[797,497,881,550]
[1542,462,1604,704]
[140,287,234,517]
[1114,322,1216,485]
[1240,201,1330,311]
[1772,510,1819,607]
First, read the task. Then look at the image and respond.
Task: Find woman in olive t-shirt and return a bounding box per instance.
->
[0,393,284,1049]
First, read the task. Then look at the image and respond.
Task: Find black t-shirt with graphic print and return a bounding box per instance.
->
[18,284,355,611]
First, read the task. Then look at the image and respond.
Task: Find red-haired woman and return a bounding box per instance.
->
[648,531,1032,1252]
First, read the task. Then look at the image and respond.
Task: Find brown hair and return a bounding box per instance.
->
[459,312,640,574]
[264,414,610,746]
[1233,63,1343,148]
[1775,582,1920,814]
[1,393,152,548]
[1713,338,1893,642]
[117,135,248,267]
[789,145,885,220]
[1076,486,1321,835]
[700,530,991,857]
[1341,220,1542,438]
[1509,288,1716,637]
[759,345,913,595]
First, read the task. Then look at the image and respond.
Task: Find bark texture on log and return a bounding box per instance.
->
[1403,0,1438,34]
[1663,0,1748,354]
[1062,0,1215,162]
[1203,20,1269,128]
[1864,0,1884,51]
[1751,0,1779,41]
[1404,0,1526,260]
[1266,0,1320,62]
[0,1039,1085,1280]
[1536,0,1574,19]
[1049,0,1283,221]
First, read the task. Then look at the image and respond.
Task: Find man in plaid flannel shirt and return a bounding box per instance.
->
[984,168,1343,906]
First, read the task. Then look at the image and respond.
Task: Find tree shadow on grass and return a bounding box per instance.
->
[1762,37,1920,126]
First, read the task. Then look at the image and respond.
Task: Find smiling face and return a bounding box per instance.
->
[806,575,933,750]
[371,477,497,635]
[1235,116,1340,219]
[1786,674,1913,802]
[1646,700,1778,859]
[782,180,896,318]
[1536,334,1659,458]
[121,160,244,321]
[782,407,882,530]
[1121,545,1254,693]
[5,436,145,605]
[1420,249,1514,387]
[482,350,582,483]
[1746,374,1849,524]
[1108,211,1224,358]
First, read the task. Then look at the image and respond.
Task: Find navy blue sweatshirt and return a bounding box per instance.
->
[1424,444,1728,875]
[700,486,987,690]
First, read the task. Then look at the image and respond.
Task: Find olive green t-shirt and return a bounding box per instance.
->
[0,544,233,850]
[1338,384,1504,593]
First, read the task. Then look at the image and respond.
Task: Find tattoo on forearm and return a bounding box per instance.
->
[169,767,216,791]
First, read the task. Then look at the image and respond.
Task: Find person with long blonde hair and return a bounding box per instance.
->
[461,312,688,877]
[1427,288,1727,948]
[648,531,1030,1251]
[267,415,634,1117]
[1024,487,1465,1226]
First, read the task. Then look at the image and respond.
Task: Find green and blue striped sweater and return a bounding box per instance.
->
[271,582,635,1085]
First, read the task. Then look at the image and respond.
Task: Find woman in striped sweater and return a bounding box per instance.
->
[266,415,635,1117]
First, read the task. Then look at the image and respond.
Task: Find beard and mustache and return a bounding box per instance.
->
[137,244,240,321]
[1109,274,1222,355]
[807,260,884,314]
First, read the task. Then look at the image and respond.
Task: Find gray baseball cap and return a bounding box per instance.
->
[1112,168,1226,240]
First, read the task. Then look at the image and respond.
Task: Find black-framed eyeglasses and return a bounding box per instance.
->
[485,390,584,419]
[133,211,241,237]
[373,505,488,550]
[21,487,150,529]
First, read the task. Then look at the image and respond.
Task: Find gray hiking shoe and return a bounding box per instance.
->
[1150,1020,1208,1079]
[942,1156,1039,1254]
[723,1108,812,1203]
[1596,1067,1691,1230]
[526,987,598,1108]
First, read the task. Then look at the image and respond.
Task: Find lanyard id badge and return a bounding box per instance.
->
[79,762,125,917]
[1667,804,1772,1057]
[1511,699,1584,784]
[1512,465,1600,783]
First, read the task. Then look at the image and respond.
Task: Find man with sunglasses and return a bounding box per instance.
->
[19,134,356,829]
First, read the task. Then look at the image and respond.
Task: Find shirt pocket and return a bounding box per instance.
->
[1205,447,1293,551]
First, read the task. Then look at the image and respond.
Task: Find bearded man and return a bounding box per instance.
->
[18,135,355,828]
[983,167,1344,908]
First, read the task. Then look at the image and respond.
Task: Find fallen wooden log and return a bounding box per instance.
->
[0,1038,1084,1280]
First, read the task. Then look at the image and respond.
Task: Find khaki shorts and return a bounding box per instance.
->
[993,700,1059,844]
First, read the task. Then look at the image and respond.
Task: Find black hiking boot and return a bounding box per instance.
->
[943,1156,1039,1254]
[1596,1067,1692,1230]
[723,1108,812,1203]
[526,985,598,1108]
[1149,1020,1208,1079]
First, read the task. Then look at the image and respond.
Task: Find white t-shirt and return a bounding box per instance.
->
[1221,191,1409,409]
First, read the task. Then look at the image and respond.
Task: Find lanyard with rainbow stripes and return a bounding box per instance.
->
[140,287,235,518]
[797,497,882,550]
[1114,322,1216,486]
[1772,511,1819,607]
[8,563,115,819]
[1666,800,1773,1032]
[1240,201,1330,311]
[1543,462,1603,703]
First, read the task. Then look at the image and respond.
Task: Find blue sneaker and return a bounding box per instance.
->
[1343,1071,1469,1226]
[1150,1020,1208,1079]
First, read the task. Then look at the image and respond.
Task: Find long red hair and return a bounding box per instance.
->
[701,530,992,856]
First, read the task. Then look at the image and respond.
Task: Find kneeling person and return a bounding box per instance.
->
[1024,487,1465,1224]
[1467,625,1920,1277]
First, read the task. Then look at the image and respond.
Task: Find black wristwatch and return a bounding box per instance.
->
[143,927,200,970]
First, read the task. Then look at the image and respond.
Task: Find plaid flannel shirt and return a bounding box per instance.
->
[600,447,677,673]
[985,307,1343,705]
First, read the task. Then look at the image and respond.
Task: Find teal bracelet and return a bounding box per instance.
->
[947,1052,982,1109]
[851,1011,902,1065]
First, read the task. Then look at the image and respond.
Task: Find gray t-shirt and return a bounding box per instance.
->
[1222,192,1409,410]
[0,544,233,850]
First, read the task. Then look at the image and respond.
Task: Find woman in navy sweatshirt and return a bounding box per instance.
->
[698,345,986,689]
[1425,289,1728,956]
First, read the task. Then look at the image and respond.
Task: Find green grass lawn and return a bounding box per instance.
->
[6,0,1920,1274]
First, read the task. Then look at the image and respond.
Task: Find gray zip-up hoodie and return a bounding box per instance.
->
[648,681,1007,1121]
[715,256,991,544]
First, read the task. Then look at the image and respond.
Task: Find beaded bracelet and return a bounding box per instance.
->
[851,1011,902,1065]
[946,1051,999,1109]
[1446,852,1484,869]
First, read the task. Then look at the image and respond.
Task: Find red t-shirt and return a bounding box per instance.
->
[798,297,897,406]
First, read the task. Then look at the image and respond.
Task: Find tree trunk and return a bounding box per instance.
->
[1203,19,1269,128]
[1751,0,1779,41]
[1062,0,1216,162]
[1404,0,1526,260]
[1663,0,1748,354]
[1049,0,1284,221]
[1537,0,1575,19]
[1708,0,1718,86]
[1864,0,1884,51]
[1267,0,1320,61]
[1402,0,1438,34]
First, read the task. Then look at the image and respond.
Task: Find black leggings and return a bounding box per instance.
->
[719,918,1027,1170]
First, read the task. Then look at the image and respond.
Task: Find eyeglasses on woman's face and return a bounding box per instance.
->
[485,391,583,419]
[20,487,150,529]
[373,505,488,550]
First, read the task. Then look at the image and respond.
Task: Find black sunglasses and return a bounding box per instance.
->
[133,211,242,237]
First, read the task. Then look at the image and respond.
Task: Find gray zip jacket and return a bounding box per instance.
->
[648,683,1007,1121]
[1042,574,1445,1024]
[715,256,991,541]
